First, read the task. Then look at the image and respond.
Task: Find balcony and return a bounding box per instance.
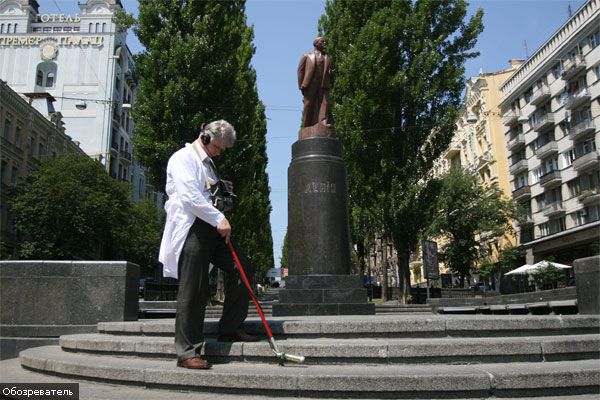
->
[578,188,600,206]
[533,114,555,132]
[534,141,558,159]
[530,86,551,106]
[110,141,119,155]
[518,213,534,226]
[477,151,493,168]
[543,201,565,217]
[120,150,132,163]
[507,133,525,151]
[572,151,600,172]
[509,159,528,174]
[512,185,531,201]
[444,144,460,159]
[539,170,562,187]
[561,55,586,81]
[568,119,596,141]
[565,88,591,110]
[502,110,521,126]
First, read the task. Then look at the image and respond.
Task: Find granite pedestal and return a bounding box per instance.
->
[0,260,139,359]
[272,137,374,316]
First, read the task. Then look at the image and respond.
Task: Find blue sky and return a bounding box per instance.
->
[41,0,585,269]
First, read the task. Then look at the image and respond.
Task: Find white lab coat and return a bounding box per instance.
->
[158,142,224,279]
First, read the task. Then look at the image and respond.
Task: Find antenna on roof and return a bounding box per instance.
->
[524,40,529,59]
[568,2,573,17]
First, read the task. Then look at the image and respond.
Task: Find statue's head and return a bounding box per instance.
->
[313,37,326,51]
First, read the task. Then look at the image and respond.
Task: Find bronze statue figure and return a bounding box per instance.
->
[297,37,334,139]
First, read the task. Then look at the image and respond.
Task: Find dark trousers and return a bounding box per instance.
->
[175,218,252,361]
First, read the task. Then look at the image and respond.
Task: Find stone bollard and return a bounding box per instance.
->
[573,255,600,314]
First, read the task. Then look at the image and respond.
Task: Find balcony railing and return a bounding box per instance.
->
[565,88,591,110]
[509,159,528,174]
[120,150,132,163]
[512,185,531,200]
[572,151,600,172]
[561,55,586,81]
[534,141,558,159]
[530,86,551,106]
[533,114,555,132]
[543,201,565,217]
[578,188,600,205]
[539,170,562,187]
[568,119,596,141]
[507,133,525,151]
[502,110,520,126]
[444,144,460,159]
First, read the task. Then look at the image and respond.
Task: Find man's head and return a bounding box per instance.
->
[199,120,236,157]
[313,37,326,51]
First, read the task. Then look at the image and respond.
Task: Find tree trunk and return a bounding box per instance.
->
[381,236,388,302]
[397,250,411,304]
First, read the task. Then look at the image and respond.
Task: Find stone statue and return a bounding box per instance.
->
[297,37,334,139]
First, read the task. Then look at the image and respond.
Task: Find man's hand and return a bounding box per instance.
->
[217,217,232,244]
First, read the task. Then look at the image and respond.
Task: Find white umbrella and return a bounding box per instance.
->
[530,260,572,270]
[505,264,536,275]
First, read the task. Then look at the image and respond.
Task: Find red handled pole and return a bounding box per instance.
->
[228,241,304,365]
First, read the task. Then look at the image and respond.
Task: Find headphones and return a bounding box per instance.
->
[200,132,211,145]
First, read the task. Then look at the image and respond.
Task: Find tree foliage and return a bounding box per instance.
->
[427,167,518,282]
[9,155,163,269]
[132,0,274,276]
[319,0,483,300]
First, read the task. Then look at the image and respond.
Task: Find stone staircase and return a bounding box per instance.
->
[18,314,600,398]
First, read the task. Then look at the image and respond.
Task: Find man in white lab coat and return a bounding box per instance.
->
[159,120,258,370]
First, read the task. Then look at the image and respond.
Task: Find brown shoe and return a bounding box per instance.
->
[176,357,211,369]
[217,330,259,342]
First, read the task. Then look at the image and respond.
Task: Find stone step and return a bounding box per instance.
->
[58,333,600,365]
[100,314,600,338]
[19,346,600,398]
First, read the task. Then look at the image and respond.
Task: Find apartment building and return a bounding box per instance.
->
[1,79,87,255]
[424,63,523,287]
[500,0,599,265]
[0,0,160,203]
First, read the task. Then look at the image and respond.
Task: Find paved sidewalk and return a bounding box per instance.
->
[1,357,599,400]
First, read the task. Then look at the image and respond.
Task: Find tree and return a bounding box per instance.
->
[121,200,165,277]
[319,0,484,302]
[427,167,518,286]
[10,155,132,260]
[132,0,274,279]
[280,230,289,271]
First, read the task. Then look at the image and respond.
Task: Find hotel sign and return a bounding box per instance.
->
[37,14,81,23]
[0,36,104,48]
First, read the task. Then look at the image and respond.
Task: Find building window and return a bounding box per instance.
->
[102,23,106,32]
[0,24,4,34]
[38,142,44,158]
[35,62,57,88]
[535,194,546,212]
[589,30,600,49]
[95,23,100,32]
[7,24,11,33]
[0,160,7,185]
[515,172,528,189]
[42,27,51,33]
[3,118,11,140]
[73,26,80,32]
[11,166,18,184]
[52,27,61,32]
[28,136,35,156]
[14,126,21,148]
[563,149,576,167]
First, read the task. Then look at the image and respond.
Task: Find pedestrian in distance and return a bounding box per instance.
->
[159,120,258,370]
